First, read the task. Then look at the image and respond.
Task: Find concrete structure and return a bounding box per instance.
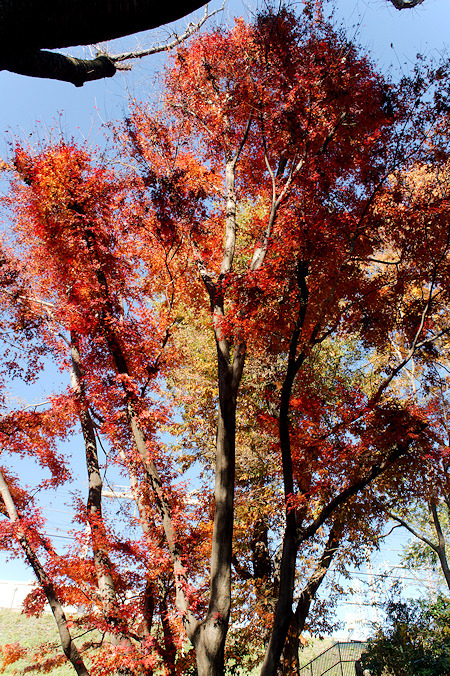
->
[0,580,35,610]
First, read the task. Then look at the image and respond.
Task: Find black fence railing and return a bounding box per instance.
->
[299,641,367,676]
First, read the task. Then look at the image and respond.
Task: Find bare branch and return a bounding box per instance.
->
[109,3,224,64]
[251,113,346,272]
[1,3,223,86]
[371,314,448,407]
[380,504,439,553]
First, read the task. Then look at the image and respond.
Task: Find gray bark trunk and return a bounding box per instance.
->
[192,149,246,675]
[191,341,244,676]
[1,52,116,87]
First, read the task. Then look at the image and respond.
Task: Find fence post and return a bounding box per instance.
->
[338,643,344,676]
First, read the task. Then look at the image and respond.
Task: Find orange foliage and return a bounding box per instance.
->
[1,5,450,676]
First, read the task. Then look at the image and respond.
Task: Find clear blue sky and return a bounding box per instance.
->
[1,0,450,146]
[0,0,449,597]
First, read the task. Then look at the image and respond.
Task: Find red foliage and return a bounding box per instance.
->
[1,5,450,676]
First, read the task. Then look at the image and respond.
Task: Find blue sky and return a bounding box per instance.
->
[0,0,449,624]
[1,0,450,146]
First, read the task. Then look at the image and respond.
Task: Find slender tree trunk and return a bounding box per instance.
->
[192,343,244,676]
[429,502,450,590]
[0,469,90,676]
[159,591,178,676]
[277,518,343,676]
[122,464,179,675]
[192,150,246,675]
[70,337,133,648]
[259,365,299,676]
[70,337,147,676]
[260,263,309,676]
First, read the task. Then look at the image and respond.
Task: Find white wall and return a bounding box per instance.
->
[0,580,35,610]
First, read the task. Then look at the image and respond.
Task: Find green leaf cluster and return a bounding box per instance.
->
[361,594,450,676]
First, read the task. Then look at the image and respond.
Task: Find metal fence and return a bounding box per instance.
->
[299,641,367,676]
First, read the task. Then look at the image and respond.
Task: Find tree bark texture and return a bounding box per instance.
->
[1,52,117,87]
[191,342,244,676]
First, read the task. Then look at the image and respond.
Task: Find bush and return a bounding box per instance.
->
[361,595,450,676]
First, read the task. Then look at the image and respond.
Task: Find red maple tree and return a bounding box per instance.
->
[1,6,450,676]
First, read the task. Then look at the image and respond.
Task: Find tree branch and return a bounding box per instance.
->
[380,504,439,553]
[0,51,116,87]
[0,0,209,53]
[110,3,224,63]
[429,502,450,590]
[297,440,413,547]
[1,2,222,86]
[294,516,343,631]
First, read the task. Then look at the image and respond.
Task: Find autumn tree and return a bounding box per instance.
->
[119,8,450,675]
[0,143,208,674]
[358,151,450,598]
[2,5,450,676]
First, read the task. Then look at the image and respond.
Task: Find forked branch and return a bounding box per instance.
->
[109,4,224,65]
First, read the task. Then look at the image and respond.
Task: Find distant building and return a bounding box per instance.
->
[0,580,35,610]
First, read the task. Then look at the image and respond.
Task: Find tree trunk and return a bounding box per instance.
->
[260,264,310,676]
[277,518,344,676]
[191,339,244,676]
[190,147,245,675]
[277,615,300,676]
[0,469,90,676]
[0,0,207,53]
[429,502,450,590]
[70,337,136,657]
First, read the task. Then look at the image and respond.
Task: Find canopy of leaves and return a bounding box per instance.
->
[2,5,450,675]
